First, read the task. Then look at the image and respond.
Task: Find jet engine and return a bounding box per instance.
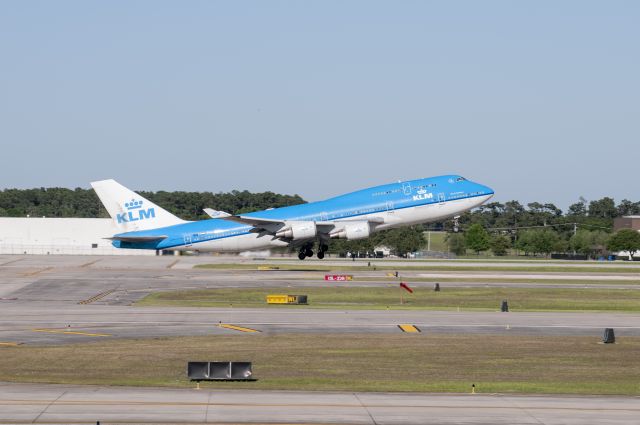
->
[329,222,371,240]
[275,221,317,240]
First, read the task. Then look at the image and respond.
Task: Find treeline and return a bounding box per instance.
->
[137,190,306,219]
[456,197,640,235]
[0,187,306,220]
[447,224,640,259]
[444,197,640,258]
[0,188,104,218]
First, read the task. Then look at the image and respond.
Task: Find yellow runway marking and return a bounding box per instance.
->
[398,324,421,333]
[32,329,111,337]
[78,289,116,305]
[0,342,22,347]
[166,259,180,269]
[0,259,24,267]
[80,259,101,268]
[219,324,260,333]
[21,267,53,277]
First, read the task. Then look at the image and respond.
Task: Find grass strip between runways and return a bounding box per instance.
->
[195,263,640,274]
[1,334,640,395]
[137,286,640,312]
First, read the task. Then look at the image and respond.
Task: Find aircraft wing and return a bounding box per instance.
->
[222,214,333,227]
[220,215,385,235]
[203,208,231,218]
[221,215,284,227]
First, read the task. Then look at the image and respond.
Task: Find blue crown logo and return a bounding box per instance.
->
[124,199,143,210]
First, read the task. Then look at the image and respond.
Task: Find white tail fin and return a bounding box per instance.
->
[91,179,186,232]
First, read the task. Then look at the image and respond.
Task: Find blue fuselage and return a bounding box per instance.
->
[114,175,493,251]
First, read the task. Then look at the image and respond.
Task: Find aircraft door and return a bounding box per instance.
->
[386,201,395,213]
[438,193,445,204]
[184,234,192,247]
[402,182,412,195]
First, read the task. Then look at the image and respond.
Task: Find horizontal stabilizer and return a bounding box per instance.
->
[109,235,168,242]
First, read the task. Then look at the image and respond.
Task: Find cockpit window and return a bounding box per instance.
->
[455,177,466,182]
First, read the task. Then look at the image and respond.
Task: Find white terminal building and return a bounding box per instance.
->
[0,217,154,255]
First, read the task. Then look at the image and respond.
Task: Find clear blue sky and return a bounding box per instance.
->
[1,1,638,209]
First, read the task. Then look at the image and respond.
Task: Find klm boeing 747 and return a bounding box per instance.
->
[91,176,494,259]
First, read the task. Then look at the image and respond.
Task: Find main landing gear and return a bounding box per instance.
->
[298,250,311,260]
[298,243,329,260]
[317,243,328,260]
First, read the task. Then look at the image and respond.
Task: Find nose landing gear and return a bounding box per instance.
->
[453,216,460,233]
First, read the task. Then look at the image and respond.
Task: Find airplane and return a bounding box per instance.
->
[91,175,494,259]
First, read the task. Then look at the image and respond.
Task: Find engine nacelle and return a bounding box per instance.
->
[330,222,371,240]
[275,221,317,240]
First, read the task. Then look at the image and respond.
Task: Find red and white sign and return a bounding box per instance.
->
[400,282,414,293]
[324,275,353,281]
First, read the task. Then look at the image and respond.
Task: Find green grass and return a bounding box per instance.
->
[137,286,640,312]
[365,276,640,285]
[424,231,447,251]
[263,255,634,263]
[195,263,640,274]
[261,274,640,285]
[2,334,639,395]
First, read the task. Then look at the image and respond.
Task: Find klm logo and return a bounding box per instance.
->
[117,199,155,224]
[412,189,433,202]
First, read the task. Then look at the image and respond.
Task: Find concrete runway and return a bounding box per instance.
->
[4,304,640,345]
[1,382,640,425]
[1,255,640,345]
[2,255,640,424]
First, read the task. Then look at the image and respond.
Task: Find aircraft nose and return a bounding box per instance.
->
[480,184,494,197]
[474,183,494,204]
